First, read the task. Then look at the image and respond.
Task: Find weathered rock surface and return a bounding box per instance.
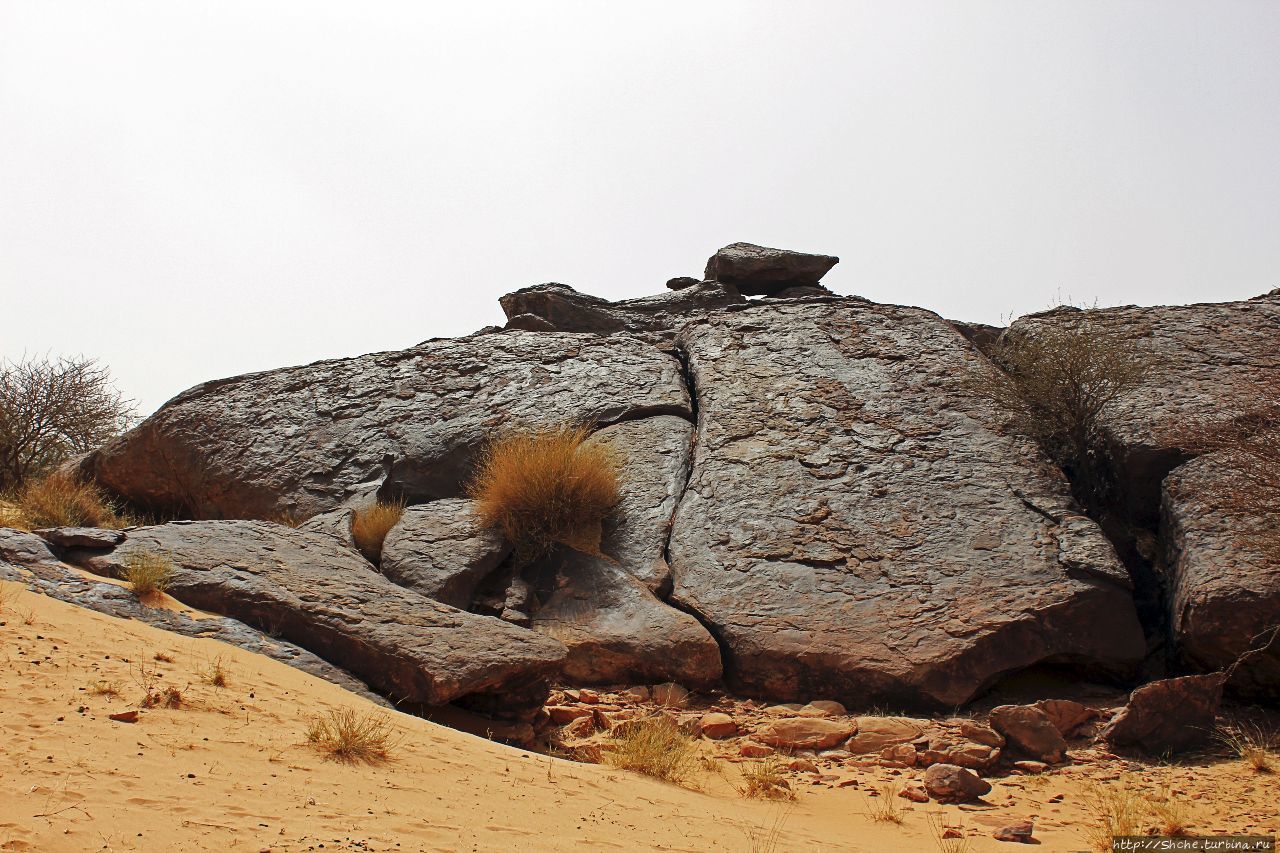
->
[298,507,359,552]
[0,528,387,704]
[72,521,567,714]
[668,299,1146,708]
[1031,699,1099,737]
[755,717,856,750]
[702,243,839,296]
[1008,292,1280,527]
[33,527,126,550]
[923,763,992,802]
[988,704,1068,763]
[380,500,511,608]
[85,332,690,520]
[1100,673,1225,756]
[1162,455,1280,699]
[498,282,744,342]
[845,717,923,754]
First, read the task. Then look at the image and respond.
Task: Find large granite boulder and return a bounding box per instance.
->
[498,282,744,343]
[380,499,511,608]
[1007,292,1280,527]
[0,528,387,705]
[668,299,1145,709]
[702,243,839,296]
[1162,455,1280,699]
[83,332,690,521]
[72,521,567,715]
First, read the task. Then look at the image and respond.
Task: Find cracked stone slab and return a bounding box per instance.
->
[668,299,1145,709]
[84,332,690,520]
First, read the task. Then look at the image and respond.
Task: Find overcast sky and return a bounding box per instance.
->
[3,2,1278,415]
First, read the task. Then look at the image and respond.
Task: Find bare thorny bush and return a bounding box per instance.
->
[968,309,1151,515]
[0,355,135,491]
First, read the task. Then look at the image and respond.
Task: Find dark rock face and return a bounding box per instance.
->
[498,282,744,342]
[1162,455,1280,699]
[33,527,126,550]
[702,243,839,296]
[85,332,690,520]
[1008,292,1280,527]
[74,521,567,715]
[0,528,387,704]
[668,300,1145,709]
[1100,673,1225,755]
[666,276,700,291]
[380,499,511,609]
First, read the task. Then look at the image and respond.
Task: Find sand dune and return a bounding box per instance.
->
[1,581,1274,852]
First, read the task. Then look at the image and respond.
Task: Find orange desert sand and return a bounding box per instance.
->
[1,580,1276,852]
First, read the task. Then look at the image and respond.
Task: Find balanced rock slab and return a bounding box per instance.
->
[85,332,690,520]
[76,521,567,713]
[668,300,1145,708]
[499,282,744,342]
[703,243,839,296]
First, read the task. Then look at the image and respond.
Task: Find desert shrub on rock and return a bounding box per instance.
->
[350,499,404,563]
[122,551,175,599]
[604,715,696,784]
[8,470,126,529]
[468,423,621,558]
[968,309,1150,511]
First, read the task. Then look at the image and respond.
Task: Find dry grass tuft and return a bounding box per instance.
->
[153,651,174,663]
[141,685,184,709]
[927,811,971,853]
[866,781,904,824]
[199,656,229,688]
[350,500,404,564]
[1150,788,1191,837]
[306,708,398,764]
[738,755,795,801]
[1081,778,1148,852]
[122,551,175,599]
[8,471,127,530]
[1220,723,1277,773]
[604,715,697,785]
[88,680,121,697]
[468,423,621,558]
[743,805,794,853]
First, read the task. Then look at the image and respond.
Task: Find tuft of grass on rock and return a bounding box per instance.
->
[350,500,404,564]
[604,715,696,785]
[468,423,621,558]
[122,551,175,599]
[306,708,398,764]
[9,471,128,529]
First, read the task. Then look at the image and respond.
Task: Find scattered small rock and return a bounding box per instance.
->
[923,763,992,803]
[698,712,737,739]
[993,820,1035,843]
[109,710,139,724]
[739,741,776,758]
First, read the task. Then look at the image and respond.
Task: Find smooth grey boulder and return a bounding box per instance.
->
[0,527,387,705]
[84,331,690,520]
[668,299,1145,709]
[380,499,511,608]
[74,520,567,715]
[498,281,744,343]
[1162,455,1280,699]
[702,242,839,296]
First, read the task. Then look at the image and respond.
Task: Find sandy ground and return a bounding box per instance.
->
[1,580,1276,852]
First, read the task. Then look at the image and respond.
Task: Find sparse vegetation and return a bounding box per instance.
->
[305,708,397,764]
[1080,778,1150,852]
[153,651,174,663]
[1219,722,1277,773]
[121,551,175,599]
[865,781,904,824]
[1150,787,1191,837]
[142,684,184,709]
[968,310,1150,511]
[88,680,121,697]
[603,715,696,785]
[468,423,621,558]
[6,470,127,529]
[199,656,229,688]
[743,805,793,853]
[0,354,135,491]
[927,811,971,853]
[350,499,404,564]
[738,755,795,801]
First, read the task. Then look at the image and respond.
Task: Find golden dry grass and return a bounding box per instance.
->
[865,781,904,824]
[1220,723,1276,773]
[350,500,404,564]
[927,811,971,853]
[603,715,697,785]
[1080,778,1148,852]
[306,708,398,764]
[468,423,621,557]
[121,551,175,599]
[738,755,795,801]
[199,656,229,688]
[6,471,127,530]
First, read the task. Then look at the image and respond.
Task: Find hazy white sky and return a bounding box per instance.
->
[3,2,1278,415]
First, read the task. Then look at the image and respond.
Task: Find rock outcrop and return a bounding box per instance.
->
[71,521,567,716]
[84,333,690,520]
[1100,673,1225,755]
[380,499,511,608]
[1161,455,1279,699]
[668,299,1145,708]
[702,242,839,296]
[498,282,744,342]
